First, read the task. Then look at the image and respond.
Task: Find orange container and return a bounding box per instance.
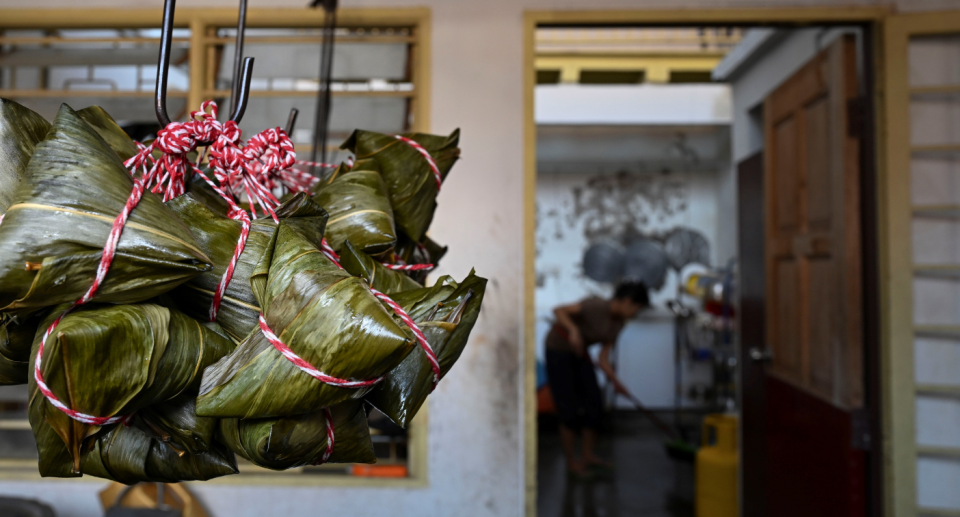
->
[351,464,409,478]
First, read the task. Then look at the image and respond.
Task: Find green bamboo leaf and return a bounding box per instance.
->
[167,192,328,340]
[76,106,139,161]
[27,303,235,471]
[136,393,218,456]
[0,310,46,384]
[0,98,50,213]
[392,234,448,285]
[78,423,237,484]
[196,223,415,418]
[217,400,375,470]
[0,104,211,312]
[311,158,396,254]
[339,240,421,295]
[366,271,487,428]
[340,129,460,242]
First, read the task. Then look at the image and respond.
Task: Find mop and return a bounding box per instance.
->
[618,388,698,462]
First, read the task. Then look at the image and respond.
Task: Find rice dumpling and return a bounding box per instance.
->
[33,417,237,483]
[341,129,460,243]
[0,310,46,385]
[28,303,236,471]
[76,106,139,162]
[311,158,396,254]
[136,393,218,456]
[366,271,487,428]
[392,234,447,285]
[0,104,211,312]
[394,234,447,267]
[196,223,415,419]
[217,400,376,470]
[167,192,328,340]
[339,240,422,295]
[0,98,50,214]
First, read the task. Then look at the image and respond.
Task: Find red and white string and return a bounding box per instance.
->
[295,159,338,169]
[394,135,441,191]
[381,263,434,272]
[276,238,440,391]
[258,314,383,388]
[194,173,252,322]
[34,178,146,426]
[319,407,334,464]
[370,288,440,388]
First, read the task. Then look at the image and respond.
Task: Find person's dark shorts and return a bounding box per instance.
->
[545,347,602,430]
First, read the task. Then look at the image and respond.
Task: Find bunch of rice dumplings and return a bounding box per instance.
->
[0,98,485,483]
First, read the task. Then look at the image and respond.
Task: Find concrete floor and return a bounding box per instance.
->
[537,413,695,517]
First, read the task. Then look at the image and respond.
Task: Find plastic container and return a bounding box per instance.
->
[695,413,738,517]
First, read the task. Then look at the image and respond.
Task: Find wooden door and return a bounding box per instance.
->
[761,34,865,516]
[736,152,766,517]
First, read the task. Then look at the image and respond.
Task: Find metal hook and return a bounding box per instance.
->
[155,0,254,126]
[230,0,249,118]
[310,0,338,168]
[228,57,254,123]
[285,108,299,135]
[154,0,176,127]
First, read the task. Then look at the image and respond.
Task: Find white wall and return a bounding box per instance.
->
[535,169,721,407]
[1,1,960,517]
[535,84,732,125]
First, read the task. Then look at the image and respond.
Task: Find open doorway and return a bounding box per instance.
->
[532,22,879,517]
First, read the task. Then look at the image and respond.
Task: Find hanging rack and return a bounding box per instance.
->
[155,0,255,127]
[285,108,299,134]
[310,0,338,171]
[229,0,250,119]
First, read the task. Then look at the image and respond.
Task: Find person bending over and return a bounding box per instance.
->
[545,281,649,476]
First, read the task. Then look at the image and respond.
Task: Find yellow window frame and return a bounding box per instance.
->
[0,5,431,489]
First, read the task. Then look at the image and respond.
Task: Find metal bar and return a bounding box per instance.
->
[0,37,191,45]
[228,56,253,122]
[0,89,188,98]
[203,88,413,98]
[202,35,414,45]
[155,0,176,126]
[311,0,337,170]
[285,107,298,134]
[188,17,206,112]
[230,0,247,116]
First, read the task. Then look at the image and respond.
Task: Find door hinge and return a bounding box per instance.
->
[850,408,871,451]
[847,97,864,138]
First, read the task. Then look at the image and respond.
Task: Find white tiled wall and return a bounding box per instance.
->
[911,100,960,146]
[910,33,960,513]
[913,277,960,326]
[915,336,960,385]
[918,457,960,509]
[912,217,960,265]
[911,158,960,206]
[909,34,960,87]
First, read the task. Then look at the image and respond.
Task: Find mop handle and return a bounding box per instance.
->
[623,391,681,441]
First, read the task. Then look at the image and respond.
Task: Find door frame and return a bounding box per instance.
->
[522,7,892,517]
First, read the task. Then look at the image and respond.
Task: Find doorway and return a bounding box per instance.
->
[525,12,885,517]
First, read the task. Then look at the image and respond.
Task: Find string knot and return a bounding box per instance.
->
[247,128,315,194]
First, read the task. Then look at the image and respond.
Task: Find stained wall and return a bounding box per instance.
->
[0,1,958,517]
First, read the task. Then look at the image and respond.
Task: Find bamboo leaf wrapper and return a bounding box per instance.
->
[0,104,211,312]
